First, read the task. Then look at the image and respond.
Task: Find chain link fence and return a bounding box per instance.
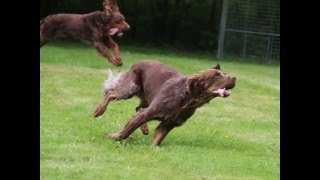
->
[217,0,280,63]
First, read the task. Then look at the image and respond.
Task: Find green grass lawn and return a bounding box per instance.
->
[40,41,280,179]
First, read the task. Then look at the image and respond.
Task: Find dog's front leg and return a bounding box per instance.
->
[107,109,152,140]
[152,122,175,146]
[106,37,122,64]
[94,41,122,67]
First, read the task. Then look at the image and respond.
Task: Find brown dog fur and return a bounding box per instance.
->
[40,2,130,67]
[93,60,237,146]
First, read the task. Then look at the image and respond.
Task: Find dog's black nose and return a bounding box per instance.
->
[232,77,237,81]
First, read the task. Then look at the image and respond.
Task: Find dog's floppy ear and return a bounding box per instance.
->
[186,77,204,96]
[91,12,109,27]
[212,64,221,70]
[99,13,110,25]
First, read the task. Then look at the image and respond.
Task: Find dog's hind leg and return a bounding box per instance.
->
[93,71,141,117]
[40,27,49,47]
[40,34,51,48]
[40,19,57,48]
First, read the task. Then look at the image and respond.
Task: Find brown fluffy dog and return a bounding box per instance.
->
[40,0,129,66]
[93,60,237,146]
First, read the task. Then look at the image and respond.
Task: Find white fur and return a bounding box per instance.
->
[102,69,123,94]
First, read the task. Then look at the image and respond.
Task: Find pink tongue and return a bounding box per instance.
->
[109,28,119,36]
[213,88,226,97]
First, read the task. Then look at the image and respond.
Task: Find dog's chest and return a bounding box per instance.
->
[164,108,196,127]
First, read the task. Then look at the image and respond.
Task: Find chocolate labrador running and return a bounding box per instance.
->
[93,60,236,146]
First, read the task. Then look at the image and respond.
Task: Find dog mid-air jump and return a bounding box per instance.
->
[93,60,237,146]
[40,0,130,67]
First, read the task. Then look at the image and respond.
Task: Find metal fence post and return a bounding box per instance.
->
[242,33,248,60]
[266,36,271,64]
[217,0,228,60]
[220,0,279,63]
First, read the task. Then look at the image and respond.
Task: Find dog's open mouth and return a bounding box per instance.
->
[109,28,123,37]
[212,88,231,97]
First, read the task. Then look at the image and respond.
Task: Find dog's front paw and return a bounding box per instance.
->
[116,56,122,62]
[112,60,122,67]
[93,105,107,118]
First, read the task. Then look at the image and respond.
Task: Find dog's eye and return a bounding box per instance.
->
[215,73,220,77]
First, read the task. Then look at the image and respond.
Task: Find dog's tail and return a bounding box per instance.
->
[103,69,123,95]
